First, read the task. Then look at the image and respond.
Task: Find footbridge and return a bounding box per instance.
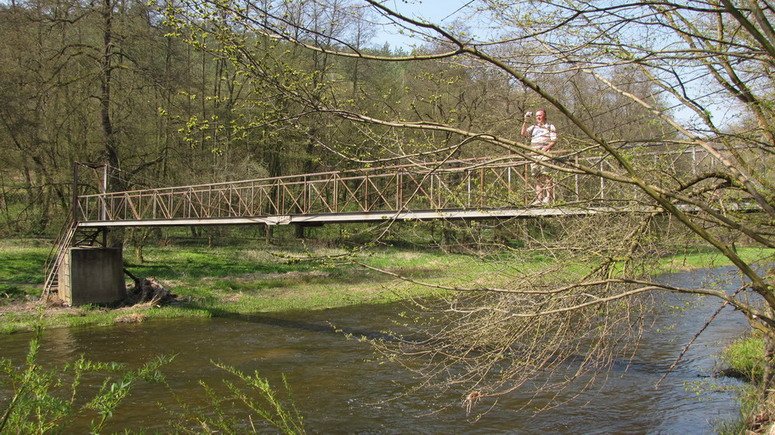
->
[73,148,716,227]
[43,146,723,302]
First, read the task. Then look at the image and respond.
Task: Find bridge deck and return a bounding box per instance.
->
[76,205,649,227]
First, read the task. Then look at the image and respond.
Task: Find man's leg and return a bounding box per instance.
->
[537,175,549,203]
[530,163,543,205]
[534,181,543,203]
[544,176,555,204]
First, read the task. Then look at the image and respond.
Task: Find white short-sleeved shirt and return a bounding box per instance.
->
[526,123,557,149]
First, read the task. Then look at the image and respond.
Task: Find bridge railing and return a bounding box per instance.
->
[75,146,720,224]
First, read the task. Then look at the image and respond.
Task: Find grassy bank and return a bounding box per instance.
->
[721,335,766,382]
[0,238,772,334]
[0,240,511,333]
[717,335,770,434]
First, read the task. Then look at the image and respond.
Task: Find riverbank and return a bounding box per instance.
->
[718,334,770,433]
[0,239,517,333]
[0,238,772,334]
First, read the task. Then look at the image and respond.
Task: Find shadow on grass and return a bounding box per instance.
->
[0,284,34,298]
[125,251,333,280]
[126,259,448,290]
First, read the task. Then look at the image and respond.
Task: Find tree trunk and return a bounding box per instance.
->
[762,329,775,396]
[134,244,144,264]
[100,0,123,248]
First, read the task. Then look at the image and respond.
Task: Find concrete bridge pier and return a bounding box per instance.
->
[58,247,126,306]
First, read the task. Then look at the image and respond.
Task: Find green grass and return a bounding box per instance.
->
[717,335,769,434]
[0,305,213,334]
[0,238,772,334]
[0,241,51,305]
[0,245,48,284]
[721,335,766,383]
[0,243,491,332]
[658,246,774,272]
[127,246,484,313]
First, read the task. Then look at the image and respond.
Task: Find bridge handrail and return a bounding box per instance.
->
[77,145,715,200]
[77,156,531,198]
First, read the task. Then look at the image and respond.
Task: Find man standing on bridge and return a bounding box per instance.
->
[520,109,557,205]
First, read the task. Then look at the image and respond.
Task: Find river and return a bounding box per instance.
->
[0,266,752,432]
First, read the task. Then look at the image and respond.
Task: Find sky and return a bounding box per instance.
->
[368,0,478,48]
[363,0,737,129]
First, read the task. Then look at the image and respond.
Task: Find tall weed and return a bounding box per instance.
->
[170,362,305,434]
[0,321,172,433]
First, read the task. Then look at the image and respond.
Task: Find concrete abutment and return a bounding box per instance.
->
[58,247,126,306]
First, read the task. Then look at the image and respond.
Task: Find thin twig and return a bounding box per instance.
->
[655,285,746,387]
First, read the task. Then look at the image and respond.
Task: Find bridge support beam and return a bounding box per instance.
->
[58,247,126,306]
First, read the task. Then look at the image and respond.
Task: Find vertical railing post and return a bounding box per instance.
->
[480,168,485,207]
[574,155,580,202]
[466,170,471,208]
[277,179,290,214]
[100,164,108,221]
[100,163,109,246]
[207,185,212,218]
[364,174,369,211]
[429,173,435,209]
[333,174,339,213]
[276,179,281,215]
[250,182,255,216]
[396,170,402,211]
[304,176,308,214]
[72,162,79,223]
[599,161,605,200]
[234,185,239,216]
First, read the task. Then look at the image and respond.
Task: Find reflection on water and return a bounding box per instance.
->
[0,266,751,432]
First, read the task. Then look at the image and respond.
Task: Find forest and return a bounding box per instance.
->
[0,0,677,238]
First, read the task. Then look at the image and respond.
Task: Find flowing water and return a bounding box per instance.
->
[0,266,754,432]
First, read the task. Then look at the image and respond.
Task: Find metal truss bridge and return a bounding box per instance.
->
[73,148,718,228]
[43,145,727,299]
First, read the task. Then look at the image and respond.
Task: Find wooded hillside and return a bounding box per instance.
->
[0,0,672,236]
